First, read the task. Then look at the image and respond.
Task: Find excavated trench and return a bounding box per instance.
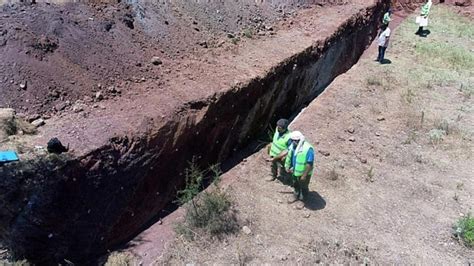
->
[0,1,389,264]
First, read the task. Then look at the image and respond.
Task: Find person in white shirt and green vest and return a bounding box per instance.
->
[416,0,432,36]
[266,119,291,182]
[285,131,315,207]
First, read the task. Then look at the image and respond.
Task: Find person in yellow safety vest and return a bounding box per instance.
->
[285,131,315,207]
[416,0,432,36]
[266,119,291,182]
[382,9,392,25]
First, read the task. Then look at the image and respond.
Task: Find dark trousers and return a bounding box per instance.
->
[416,26,423,35]
[292,175,311,201]
[377,46,387,63]
[271,158,289,181]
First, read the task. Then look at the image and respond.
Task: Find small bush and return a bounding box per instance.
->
[242,28,253,39]
[366,166,375,182]
[105,252,135,266]
[327,167,339,181]
[366,76,383,87]
[1,117,37,138]
[434,119,450,135]
[401,88,415,104]
[230,37,240,45]
[175,162,238,240]
[187,189,238,237]
[3,118,18,136]
[454,214,474,248]
[428,128,445,145]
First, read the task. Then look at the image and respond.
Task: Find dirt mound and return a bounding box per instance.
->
[0,0,350,117]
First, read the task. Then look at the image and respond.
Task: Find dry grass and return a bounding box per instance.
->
[105,252,136,266]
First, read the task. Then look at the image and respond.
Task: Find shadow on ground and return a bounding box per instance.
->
[305,191,326,211]
[416,29,431,37]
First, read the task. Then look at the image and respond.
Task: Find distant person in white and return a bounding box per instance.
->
[416,0,432,36]
[377,24,391,64]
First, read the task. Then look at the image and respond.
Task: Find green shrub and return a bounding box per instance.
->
[187,189,237,236]
[105,252,135,266]
[428,129,445,145]
[242,28,253,39]
[175,162,238,239]
[454,214,474,248]
[3,118,18,136]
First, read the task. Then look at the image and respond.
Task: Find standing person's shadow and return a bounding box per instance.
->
[304,191,326,211]
[420,29,431,37]
[416,29,431,37]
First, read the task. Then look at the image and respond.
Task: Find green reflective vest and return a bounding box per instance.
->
[382,12,391,25]
[285,141,314,177]
[421,2,431,17]
[269,129,291,157]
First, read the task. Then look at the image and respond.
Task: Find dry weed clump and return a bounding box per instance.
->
[175,162,239,240]
[104,252,136,266]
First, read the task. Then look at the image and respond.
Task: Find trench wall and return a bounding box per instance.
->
[0,1,389,263]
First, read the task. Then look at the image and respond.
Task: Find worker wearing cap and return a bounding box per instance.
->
[382,9,392,25]
[266,119,291,182]
[285,131,315,205]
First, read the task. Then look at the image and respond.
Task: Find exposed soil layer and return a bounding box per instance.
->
[0,0,470,264]
[0,0,389,263]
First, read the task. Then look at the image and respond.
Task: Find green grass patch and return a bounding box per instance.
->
[389,5,474,94]
[454,214,474,248]
[415,41,474,70]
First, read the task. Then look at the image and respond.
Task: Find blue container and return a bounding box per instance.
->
[0,150,19,163]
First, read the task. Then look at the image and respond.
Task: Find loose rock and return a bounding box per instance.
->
[26,114,41,122]
[54,102,67,112]
[95,91,103,101]
[19,82,27,90]
[319,150,330,157]
[348,136,356,142]
[151,56,162,65]
[72,103,85,113]
[242,226,252,235]
[31,118,45,128]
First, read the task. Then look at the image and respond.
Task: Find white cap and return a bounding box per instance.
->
[289,131,304,140]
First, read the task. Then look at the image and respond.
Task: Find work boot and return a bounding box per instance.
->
[266,175,277,182]
[294,201,305,210]
[415,27,423,35]
[287,194,298,204]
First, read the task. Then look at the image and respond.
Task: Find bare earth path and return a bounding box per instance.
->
[129,5,474,265]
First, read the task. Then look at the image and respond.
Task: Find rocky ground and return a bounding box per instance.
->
[0,0,350,117]
[124,5,474,265]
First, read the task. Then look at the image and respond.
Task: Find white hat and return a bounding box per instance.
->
[289,131,304,141]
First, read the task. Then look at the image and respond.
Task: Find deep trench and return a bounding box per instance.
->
[0,1,389,264]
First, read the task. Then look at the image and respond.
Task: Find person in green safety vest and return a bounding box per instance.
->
[285,131,315,208]
[382,9,392,25]
[416,0,432,36]
[266,119,292,182]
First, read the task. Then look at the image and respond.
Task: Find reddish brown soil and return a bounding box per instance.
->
[0,0,350,117]
[0,0,369,154]
[0,0,471,264]
[128,5,474,264]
